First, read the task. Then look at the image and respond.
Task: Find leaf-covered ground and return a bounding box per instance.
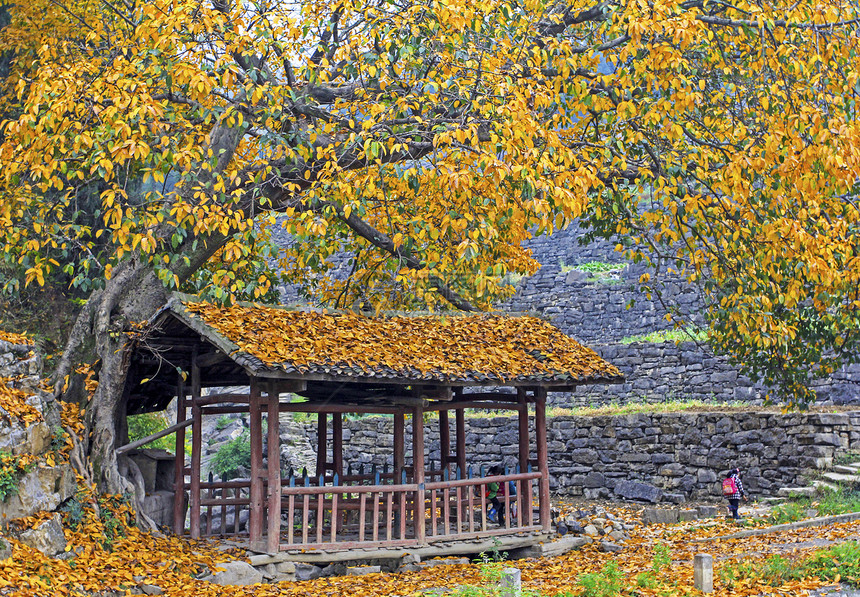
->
[2,496,859,597]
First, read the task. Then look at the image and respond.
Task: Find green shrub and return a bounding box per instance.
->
[211,430,251,479]
[768,500,807,524]
[127,411,175,452]
[0,451,34,501]
[577,561,625,597]
[215,415,233,431]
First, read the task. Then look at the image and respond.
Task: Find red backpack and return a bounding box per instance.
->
[722,476,738,496]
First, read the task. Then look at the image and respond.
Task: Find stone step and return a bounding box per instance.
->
[813,480,839,492]
[821,472,860,485]
[778,486,816,498]
[833,464,860,475]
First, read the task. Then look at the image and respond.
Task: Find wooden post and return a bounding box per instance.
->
[316,412,327,477]
[249,379,264,547]
[517,388,529,527]
[412,406,426,543]
[517,388,529,472]
[173,375,186,535]
[332,412,343,479]
[455,407,466,475]
[266,383,281,554]
[439,409,450,473]
[393,411,405,483]
[535,387,551,531]
[189,349,202,539]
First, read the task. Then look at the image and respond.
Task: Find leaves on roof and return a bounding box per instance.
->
[182,302,622,383]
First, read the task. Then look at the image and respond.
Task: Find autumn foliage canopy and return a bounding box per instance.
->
[0,0,857,404]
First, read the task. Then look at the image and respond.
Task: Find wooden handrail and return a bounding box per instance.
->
[282,482,419,496]
[424,472,541,491]
[116,419,192,455]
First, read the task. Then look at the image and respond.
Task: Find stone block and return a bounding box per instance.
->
[347,566,381,576]
[614,481,663,503]
[641,508,680,525]
[204,561,264,586]
[694,553,714,593]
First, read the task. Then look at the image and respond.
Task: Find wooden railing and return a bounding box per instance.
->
[192,467,544,550]
[424,470,542,540]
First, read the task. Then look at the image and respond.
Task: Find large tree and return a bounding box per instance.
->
[0,0,857,496]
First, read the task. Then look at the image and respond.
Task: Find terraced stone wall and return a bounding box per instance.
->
[315,410,860,502]
[503,224,860,405]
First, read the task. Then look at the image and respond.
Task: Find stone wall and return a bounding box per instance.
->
[503,224,860,406]
[313,410,860,502]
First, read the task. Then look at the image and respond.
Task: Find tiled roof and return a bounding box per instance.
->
[176,301,623,385]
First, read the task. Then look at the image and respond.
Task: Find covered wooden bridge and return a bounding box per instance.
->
[121,296,622,556]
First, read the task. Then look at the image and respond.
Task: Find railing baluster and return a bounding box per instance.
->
[316,475,324,544]
[331,473,339,543]
[467,466,475,533]
[455,466,462,533]
[442,468,450,535]
[206,472,214,536]
[358,492,367,542]
[385,491,393,541]
[479,465,487,532]
[373,470,381,542]
[302,476,310,545]
[287,475,295,546]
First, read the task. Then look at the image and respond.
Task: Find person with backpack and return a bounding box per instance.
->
[485,465,506,526]
[722,467,749,520]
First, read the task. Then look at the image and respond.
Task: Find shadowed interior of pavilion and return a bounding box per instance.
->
[120,295,622,558]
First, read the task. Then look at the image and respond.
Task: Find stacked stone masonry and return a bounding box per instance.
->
[502,224,860,406]
[312,410,860,501]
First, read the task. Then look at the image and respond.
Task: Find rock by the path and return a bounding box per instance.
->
[598,541,623,553]
[295,563,324,581]
[613,481,663,503]
[347,565,381,576]
[202,561,263,586]
[17,513,66,556]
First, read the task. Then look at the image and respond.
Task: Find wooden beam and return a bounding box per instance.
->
[116,418,192,455]
[249,379,265,545]
[189,349,202,540]
[412,406,426,544]
[195,350,229,368]
[266,382,281,554]
[192,393,250,406]
[173,375,187,535]
[433,400,526,411]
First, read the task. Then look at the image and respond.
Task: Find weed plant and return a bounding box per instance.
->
[577,561,626,597]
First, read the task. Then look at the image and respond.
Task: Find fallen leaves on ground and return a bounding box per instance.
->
[0,500,857,597]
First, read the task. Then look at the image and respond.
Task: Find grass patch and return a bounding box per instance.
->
[768,485,860,525]
[547,398,746,418]
[721,541,860,589]
[620,327,708,344]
